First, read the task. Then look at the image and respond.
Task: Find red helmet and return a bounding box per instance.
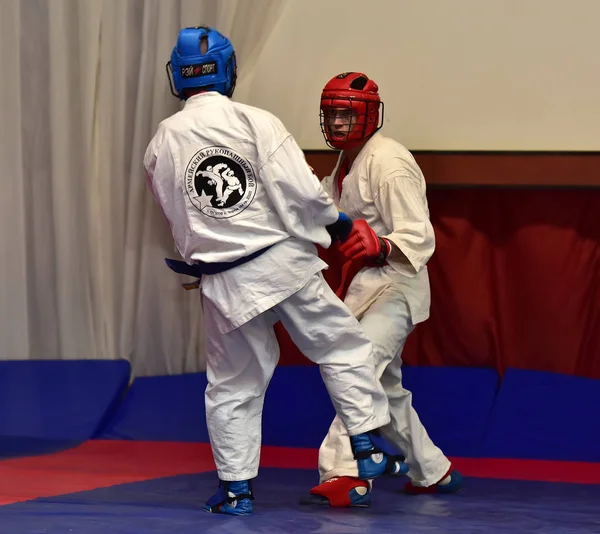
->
[320,72,384,150]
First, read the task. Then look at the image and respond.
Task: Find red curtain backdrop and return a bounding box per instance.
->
[276,187,600,379]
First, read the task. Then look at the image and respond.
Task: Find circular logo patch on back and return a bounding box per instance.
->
[185,146,257,219]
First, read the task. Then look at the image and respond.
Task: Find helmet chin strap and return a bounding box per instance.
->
[334,137,368,151]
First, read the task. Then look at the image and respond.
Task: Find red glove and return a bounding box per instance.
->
[339,219,391,265]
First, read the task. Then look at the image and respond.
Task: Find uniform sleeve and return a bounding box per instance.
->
[321,173,335,199]
[143,128,177,229]
[321,151,345,200]
[259,134,340,248]
[373,156,435,277]
[143,135,158,189]
[143,125,168,194]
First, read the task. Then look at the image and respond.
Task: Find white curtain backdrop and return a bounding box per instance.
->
[0,0,285,375]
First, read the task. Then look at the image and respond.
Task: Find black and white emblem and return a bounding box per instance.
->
[185,146,257,218]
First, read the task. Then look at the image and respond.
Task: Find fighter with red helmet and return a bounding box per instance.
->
[304,72,464,507]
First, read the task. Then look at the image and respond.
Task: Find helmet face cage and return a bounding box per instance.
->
[320,97,384,150]
[225,51,237,98]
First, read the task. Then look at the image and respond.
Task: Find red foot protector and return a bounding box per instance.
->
[404,465,464,494]
[300,476,371,507]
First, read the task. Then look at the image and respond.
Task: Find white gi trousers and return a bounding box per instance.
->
[203,272,391,481]
[317,284,451,487]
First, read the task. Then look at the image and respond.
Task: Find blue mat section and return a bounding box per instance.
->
[262,366,336,448]
[480,368,600,462]
[265,366,500,453]
[97,366,499,455]
[3,362,600,462]
[1,469,599,533]
[98,368,337,446]
[402,366,499,457]
[99,374,209,442]
[0,360,130,458]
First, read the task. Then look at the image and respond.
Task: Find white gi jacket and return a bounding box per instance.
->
[322,132,435,324]
[144,92,339,333]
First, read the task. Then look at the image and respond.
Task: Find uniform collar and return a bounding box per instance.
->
[183,91,228,109]
[340,131,383,170]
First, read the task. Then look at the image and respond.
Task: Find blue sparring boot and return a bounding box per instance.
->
[350,432,410,479]
[203,480,254,516]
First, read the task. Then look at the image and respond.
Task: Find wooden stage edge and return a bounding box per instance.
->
[304,150,600,187]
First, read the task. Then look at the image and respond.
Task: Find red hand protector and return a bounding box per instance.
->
[339,219,384,261]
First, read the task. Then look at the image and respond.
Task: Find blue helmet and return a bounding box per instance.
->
[166,26,237,100]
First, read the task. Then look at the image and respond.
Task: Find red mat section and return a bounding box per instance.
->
[450,457,600,485]
[2,441,600,505]
[0,441,215,505]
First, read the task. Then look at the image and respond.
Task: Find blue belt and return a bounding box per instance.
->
[165,245,272,289]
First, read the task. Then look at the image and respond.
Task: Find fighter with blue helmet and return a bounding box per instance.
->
[144,27,409,516]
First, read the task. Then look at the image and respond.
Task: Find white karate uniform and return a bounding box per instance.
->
[318,132,451,487]
[144,93,391,481]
